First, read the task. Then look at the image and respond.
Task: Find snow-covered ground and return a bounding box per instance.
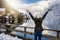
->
[0,33,22,40]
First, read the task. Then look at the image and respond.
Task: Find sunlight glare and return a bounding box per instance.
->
[5,0,21,9]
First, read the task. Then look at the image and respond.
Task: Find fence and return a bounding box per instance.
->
[0,25,60,40]
[13,26,60,40]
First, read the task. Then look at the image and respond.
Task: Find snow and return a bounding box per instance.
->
[0,33,22,40]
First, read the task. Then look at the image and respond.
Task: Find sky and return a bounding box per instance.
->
[21,0,40,4]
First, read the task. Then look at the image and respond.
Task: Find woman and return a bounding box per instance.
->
[27,9,51,40]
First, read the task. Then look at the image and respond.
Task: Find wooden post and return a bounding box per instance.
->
[24,27,26,40]
[57,31,59,38]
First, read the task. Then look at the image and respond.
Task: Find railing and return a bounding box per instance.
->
[13,26,60,40]
[0,25,60,40]
[44,29,60,38]
[14,26,34,40]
